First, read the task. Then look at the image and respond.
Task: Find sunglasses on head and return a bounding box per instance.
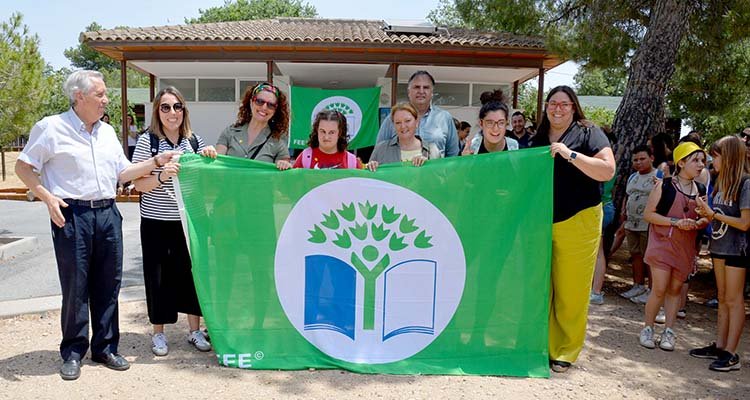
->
[252,97,277,110]
[159,103,184,113]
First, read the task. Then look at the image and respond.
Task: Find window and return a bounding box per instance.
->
[199,79,235,102]
[159,79,196,101]
[239,80,263,97]
[472,84,511,106]
[396,82,471,106]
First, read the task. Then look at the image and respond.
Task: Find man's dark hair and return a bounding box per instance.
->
[408,70,435,86]
[511,111,525,120]
[633,144,653,156]
[459,121,471,130]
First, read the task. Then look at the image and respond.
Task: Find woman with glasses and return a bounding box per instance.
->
[216,82,291,167]
[461,101,518,155]
[366,103,439,171]
[132,86,217,357]
[531,85,616,373]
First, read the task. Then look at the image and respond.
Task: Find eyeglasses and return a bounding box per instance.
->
[159,103,184,113]
[482,119,506,129]
[253,97,277,110]
[545,101,574,110]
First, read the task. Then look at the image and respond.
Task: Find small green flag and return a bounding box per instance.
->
[176,148,553,377]
[290,86,381,150]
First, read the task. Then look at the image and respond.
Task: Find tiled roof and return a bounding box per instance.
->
[82,18,545,50]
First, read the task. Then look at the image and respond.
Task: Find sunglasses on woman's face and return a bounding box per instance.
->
[159,103,184,113]
[252,97,277,110]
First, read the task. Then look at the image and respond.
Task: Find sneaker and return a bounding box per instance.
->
[621,284,647,299]
[655,308,666,324]
[709,351,741,372]
[677,309,687,319]
[590,291,604,305]
[639,326,656,349]
[630,289,651,305]
[202,328,210,343]
[690,342,721,359]
[550,360,571,373]
[188,330,211,352]
[659,328,676,351]
[705,298,719,308]
[151,333,168,356]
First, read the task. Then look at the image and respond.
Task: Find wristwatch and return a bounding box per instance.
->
[670,217,678,226]
[568,152,577,162]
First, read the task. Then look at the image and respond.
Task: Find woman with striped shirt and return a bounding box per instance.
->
[132,86,217,356]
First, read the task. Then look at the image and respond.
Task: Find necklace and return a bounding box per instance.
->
[674,176,694,214]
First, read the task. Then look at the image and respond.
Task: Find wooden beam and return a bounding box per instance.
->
[536,68,545,125]
[149,74,155,102]
[120,60,129,156]
[512,80,519,109]
[118,50,546,69]
[390,63,400,106]
[266,60,274,84]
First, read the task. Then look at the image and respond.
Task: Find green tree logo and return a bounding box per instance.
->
[324,102,355,116]
[307,201,433,330]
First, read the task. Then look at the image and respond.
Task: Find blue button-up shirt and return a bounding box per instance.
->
[376,104,459,157]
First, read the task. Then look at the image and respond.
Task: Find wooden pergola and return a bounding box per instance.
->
[81,18,564,152]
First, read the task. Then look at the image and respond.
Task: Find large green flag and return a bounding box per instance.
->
[289,86,381,150]
[176,147,553,377]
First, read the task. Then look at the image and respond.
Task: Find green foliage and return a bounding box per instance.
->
[64,22,119,71]
[516,82,542,125]
[0,13,48,146]
[582,107,616,128]
[574,66,627,96]
[186,0,317,24]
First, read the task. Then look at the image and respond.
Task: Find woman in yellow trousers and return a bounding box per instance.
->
[531,85,616,373]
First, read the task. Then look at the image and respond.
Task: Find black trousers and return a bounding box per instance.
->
[140,218,202,325]
[51,202,122,362]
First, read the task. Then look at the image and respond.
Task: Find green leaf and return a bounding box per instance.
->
[371,223,390,241]
[320,211,339,230]
[399,215,418,234]
[414,230,433,249]
[350,222,368,241]
[332,230,352,249]
[307,224,326,244]
[381,205,401,224]
[358,201,377,220]
[389,233,407,251]
[337,203,356,222]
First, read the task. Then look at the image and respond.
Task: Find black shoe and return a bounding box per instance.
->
[689,342,722,359]
[709,351,741,372]
[60,359,81,380]
[91,353,130,371]
[550,360,571,373]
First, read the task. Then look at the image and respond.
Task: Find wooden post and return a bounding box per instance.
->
[120,60,129,156]
[536,68,545,125]
[267,61,274,84]
[149,74,155,102]
[512,80,519,109]
[390,63,398,106]
[1,147,5,181]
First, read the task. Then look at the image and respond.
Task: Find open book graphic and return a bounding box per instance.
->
[303,255,437,341]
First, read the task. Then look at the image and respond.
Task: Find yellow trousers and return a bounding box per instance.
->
[549,204,602,363]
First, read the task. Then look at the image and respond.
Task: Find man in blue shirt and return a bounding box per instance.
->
[376,71,459,157]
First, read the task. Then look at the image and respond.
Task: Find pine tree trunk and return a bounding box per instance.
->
[611,0,692,209]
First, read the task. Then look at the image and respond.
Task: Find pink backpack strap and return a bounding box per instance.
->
[301,147,313,168]
[345,151,358,169]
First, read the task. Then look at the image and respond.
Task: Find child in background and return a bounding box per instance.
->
[289,110,360,170]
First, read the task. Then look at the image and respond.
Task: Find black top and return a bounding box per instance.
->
[508,129,534,148]
[531,122,611,223]
[477,138,508,154]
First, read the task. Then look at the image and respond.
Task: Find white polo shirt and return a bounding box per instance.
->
[19,109,131,200]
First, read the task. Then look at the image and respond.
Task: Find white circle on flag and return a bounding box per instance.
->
[311,96,363,143]
[275,178,466,364]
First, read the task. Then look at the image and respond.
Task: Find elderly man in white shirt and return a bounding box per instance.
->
[15,70,177,381]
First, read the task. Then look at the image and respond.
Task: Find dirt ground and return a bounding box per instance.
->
[0,250,748,400]
[0,152,24,190]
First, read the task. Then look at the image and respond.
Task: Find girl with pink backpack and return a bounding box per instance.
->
[281,110,360,170]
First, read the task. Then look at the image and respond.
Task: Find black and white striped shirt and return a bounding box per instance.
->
[132,133,206,221]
